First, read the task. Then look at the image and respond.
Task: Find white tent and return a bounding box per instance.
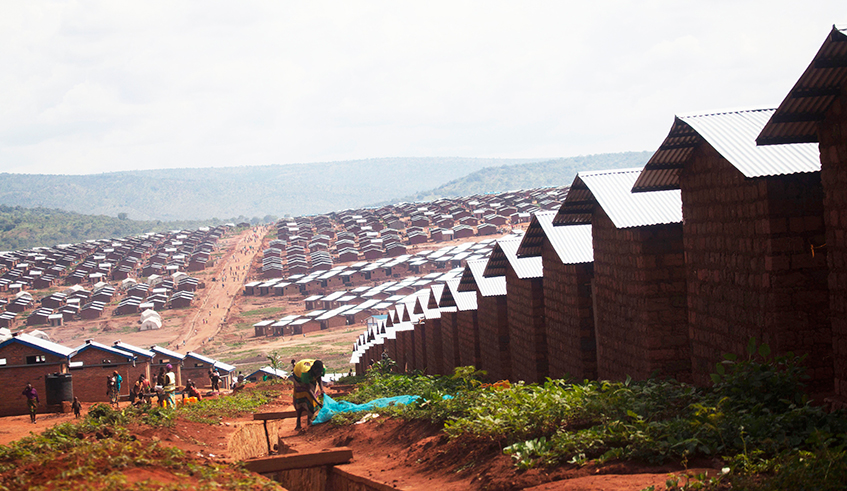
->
[0,328,11,342]
[28,330,50,341]
[140,309,162,330]
[121,278,137,290]
[140,317,162,331]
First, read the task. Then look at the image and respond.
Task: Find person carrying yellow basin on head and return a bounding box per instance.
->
[291,359,325,431]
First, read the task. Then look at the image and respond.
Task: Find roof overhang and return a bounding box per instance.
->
[757,26,847,145]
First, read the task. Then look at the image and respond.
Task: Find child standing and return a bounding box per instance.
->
[72,397,82,418]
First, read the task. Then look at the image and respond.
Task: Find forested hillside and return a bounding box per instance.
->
[395,151,653,203]
[0,205,261,251]
[0,157,537,221]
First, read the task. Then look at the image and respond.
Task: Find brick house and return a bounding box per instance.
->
[69,341,136,402]
[517,213,596,381]
[635,108,830,390]
[432,284,460,374]
[442,279,480,370]
[458,259,510,382]
[0,333,73,416]
[555,168,690,382]
[113,341,154,386]
[484,238,547,384]
[416,289,444,376]
[756,26,847,404]
[182,352,218,389]
[150,346,184,386]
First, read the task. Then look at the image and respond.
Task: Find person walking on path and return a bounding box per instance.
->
[290,359,326,431]
[163,364,177,409]
[22,383,39,424]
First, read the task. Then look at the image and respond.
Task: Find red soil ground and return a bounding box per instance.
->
[0,383,723,490]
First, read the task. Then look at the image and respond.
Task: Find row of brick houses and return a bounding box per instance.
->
[354,27,847,406]
[0,332,235,416]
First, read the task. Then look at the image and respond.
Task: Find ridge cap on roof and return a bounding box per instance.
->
[676,107,776,120]
[577,167,643,178]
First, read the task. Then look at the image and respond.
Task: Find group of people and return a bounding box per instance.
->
[21,356,327,429]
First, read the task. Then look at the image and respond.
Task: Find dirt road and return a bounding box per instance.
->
[176,226,268,353]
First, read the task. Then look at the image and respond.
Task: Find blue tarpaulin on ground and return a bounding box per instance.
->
[312,393,421,424]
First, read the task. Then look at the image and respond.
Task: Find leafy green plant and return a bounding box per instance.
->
[179,389,276,424]
[341,347,847,478]
[710,338,809,412]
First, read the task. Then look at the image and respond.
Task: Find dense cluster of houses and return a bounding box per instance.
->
[260,188,566,278]
[249,239,515,337]
[0,226,226,330]
[0,332,236,416]
[353,26,847,408]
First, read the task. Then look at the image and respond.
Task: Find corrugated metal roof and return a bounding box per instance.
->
[428,284,445,309]
[516,212,593,265]
[72,340,135,360]
[151,345,185,360]
[445,278,477,311]
[758,26,847,145]
[185,351,218,365]
[542,221,593,264]
[554,168,682,229]
[114,341,155,359]
[485,239,542,279]
[633,109,820,191]
[459,258,506,296]
[214,360,236,373]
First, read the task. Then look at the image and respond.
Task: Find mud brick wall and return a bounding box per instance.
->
[393,330,408,373]
[183,362,215,390]
[123,362,152,393]
[477,293,510,381]
[457,310,481,370]
[385,337,398,368]
[592,208,690,382]
[413,323,427,372]
[681,143,832,391]
[506,268,547,384]
[69,348,134,402]
[820,91,847,402]
[424,319,444,375]
[402,328,416,373]
[542,237,596,380]
[440,311,461,374]
[0,344,67,416]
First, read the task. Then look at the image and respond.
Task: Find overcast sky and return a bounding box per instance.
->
[0,2,843,175]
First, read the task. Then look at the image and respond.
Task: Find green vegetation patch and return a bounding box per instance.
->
[0,402,281,490]
[180,389,276,424]
[342,344,847,490]
[239,307,285,318]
